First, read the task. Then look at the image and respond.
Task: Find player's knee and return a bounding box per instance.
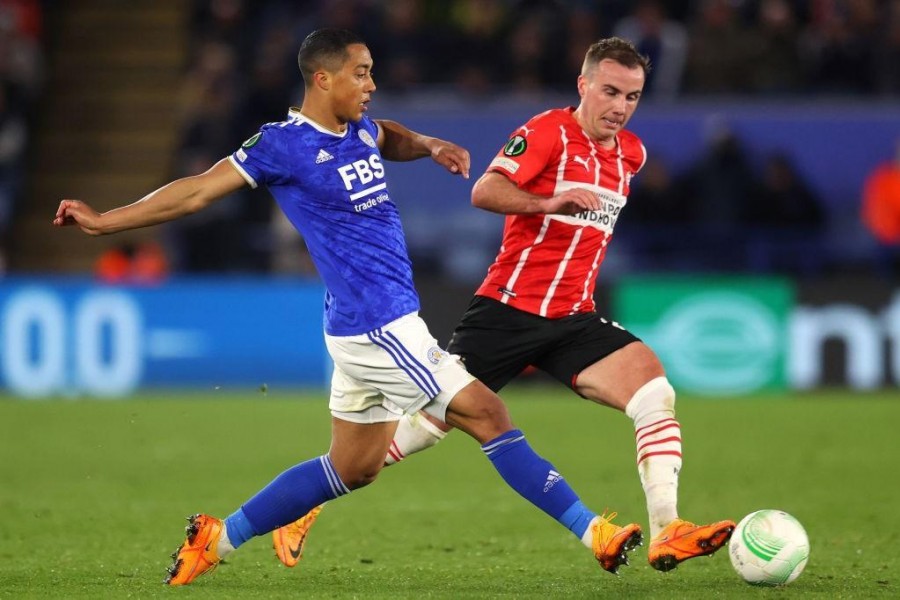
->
[625,376,676,421]
[341,466,382,490]
[472,398,511,429]
[331,453,385,490]
[629,342,666,377]
[457,391,514,442]
[443,381,513,442]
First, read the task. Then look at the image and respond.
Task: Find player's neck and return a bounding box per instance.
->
[297,105,348,134]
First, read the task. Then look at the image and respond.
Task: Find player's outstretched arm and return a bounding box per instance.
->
[53,159,247,236]
[472,172,601,215]
[374,119,470,178]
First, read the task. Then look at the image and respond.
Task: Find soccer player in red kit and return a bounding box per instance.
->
[276,37,734,572]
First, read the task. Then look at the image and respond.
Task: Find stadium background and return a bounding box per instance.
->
[1,2,899,598]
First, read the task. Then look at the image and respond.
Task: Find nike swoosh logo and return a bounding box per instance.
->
[289,538,304,559]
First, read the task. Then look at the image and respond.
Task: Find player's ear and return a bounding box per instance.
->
[314,70,331,92]
[576,75,587,99]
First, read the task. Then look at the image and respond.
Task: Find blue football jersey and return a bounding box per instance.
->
[228,109,420,336]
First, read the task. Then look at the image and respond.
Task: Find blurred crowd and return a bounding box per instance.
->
[620,129,829,275]
[0,0,42,272]
[184,0,900,100]
[162,0,900,280]
[5,0,900,279]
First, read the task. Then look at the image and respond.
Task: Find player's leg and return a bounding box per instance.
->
[274,314,464,568]
[570,341,678,533]
[382,411,449,466]
[439,379,642,573]
[568,335,735,571]
[230,416,393,551]
[370,304,643,571]
[275,312,640,573]
[382,296,541,466]
[272,412,399,568]
[168,356,398,585]
[275,411,424,568]
[277,410,449,569]
[166,417,391,585]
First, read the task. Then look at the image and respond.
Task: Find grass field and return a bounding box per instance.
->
[1,386,898,598]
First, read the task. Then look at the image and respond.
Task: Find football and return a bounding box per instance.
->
[729,510,809,586]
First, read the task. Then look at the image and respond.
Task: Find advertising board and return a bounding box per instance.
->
[0,278,329,397]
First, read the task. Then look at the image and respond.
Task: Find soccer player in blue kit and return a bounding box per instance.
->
[53,29,644,586]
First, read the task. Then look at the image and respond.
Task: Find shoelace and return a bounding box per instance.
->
[598,510,618,525]
[593,510,621,551]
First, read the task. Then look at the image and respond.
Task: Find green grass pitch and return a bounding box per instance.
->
[1,387,897,598]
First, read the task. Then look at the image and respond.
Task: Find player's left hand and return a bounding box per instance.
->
[430,140,470,179]
[53,199,104,235]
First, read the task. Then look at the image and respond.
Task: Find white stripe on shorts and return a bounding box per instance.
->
[366,329,441,398]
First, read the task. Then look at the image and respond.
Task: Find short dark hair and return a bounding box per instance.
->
[297,28,366,87]
[582,37,651,77]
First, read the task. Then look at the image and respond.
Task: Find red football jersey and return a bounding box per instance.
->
[475,107,647,318]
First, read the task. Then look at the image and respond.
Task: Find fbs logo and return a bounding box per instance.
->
[503,135,527,157]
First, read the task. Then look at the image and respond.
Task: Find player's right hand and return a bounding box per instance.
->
[545,188,601,215]
[430,139,471,179]
[53,199,104,235]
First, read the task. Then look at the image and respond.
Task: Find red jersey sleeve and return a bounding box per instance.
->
[485,111,562,188]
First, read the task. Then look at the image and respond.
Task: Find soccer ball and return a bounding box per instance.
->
[729,510,809,586]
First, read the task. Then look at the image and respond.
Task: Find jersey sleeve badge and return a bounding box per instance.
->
[241,132,263,148]
[358,129,376,148]
[503,135,527,157]
[488,156,520,174]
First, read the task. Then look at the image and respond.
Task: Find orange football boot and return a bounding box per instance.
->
[591,512,644,574]
[273,504,324,567]
[648,518,736,571]
[164,514,224,586]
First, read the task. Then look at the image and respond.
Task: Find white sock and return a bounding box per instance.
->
[580,516,600,548]
[217,525,236,559]
[625,377,681,538]
[384,412,447,465]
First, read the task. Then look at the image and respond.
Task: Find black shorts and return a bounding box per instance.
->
[447,296,641,393]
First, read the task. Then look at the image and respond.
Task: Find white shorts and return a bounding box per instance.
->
[326,312,475,424]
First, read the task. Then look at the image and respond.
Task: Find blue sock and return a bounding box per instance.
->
[483,429,595,540]
[223,508,255,547]
[559,500,598,539]
[225,455,349,548]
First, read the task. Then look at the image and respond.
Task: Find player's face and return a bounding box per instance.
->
[575,59,644,146]
[330,43,376,123]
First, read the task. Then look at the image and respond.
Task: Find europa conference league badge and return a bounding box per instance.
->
[503,135,527,157]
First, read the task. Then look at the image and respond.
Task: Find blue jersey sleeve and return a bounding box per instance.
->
[228,125,291,188]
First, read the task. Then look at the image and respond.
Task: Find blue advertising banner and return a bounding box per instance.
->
[0,278,330,397]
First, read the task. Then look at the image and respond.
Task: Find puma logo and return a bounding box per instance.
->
[573,156,591,171]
